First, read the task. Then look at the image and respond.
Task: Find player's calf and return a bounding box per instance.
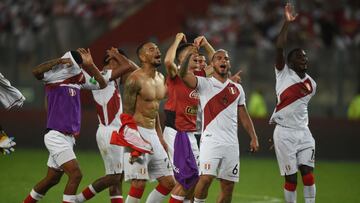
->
[300,166,316,203]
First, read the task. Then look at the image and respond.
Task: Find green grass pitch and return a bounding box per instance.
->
[1,149,359,202]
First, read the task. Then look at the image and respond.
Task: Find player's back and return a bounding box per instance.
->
[92,71,122,129]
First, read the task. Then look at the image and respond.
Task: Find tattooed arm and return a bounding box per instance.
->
[122,73,141,115]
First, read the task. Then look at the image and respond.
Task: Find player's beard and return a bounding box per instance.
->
[152,61,161,68]
[215,67,228,78]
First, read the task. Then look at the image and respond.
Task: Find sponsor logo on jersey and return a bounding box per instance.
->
[185,106,198,115]
[189,90,199,99]
[69,88,76,96]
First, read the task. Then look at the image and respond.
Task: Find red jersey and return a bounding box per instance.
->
[173,70,206,131]
[164,76,177,128]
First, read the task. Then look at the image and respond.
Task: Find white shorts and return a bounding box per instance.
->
[163,126,200,167]
[96,125,124,175]
[199,139,240,182]
[273,125,316,176]
[44,130,76,170]
[124,126,173,181]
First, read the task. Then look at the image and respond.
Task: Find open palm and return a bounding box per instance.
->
[285,3,297,22]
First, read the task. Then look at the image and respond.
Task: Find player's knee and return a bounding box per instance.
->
[131,179,146,190]
[302,172,315,186]
[106,174,122,185]
[299,165,313,176]
[69,170,82,183]
[221,181,235,195]
[47,176,62,187]
[284,173,297,184]
[199,175,214,187]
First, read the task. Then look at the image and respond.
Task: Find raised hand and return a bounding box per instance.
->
[59,58,73,68]
[194,36,208,48]
[229,70,242,83]
[105,47,121,63]
[175,32,187,43]
[285,2,297,22]
[77,48,94,67]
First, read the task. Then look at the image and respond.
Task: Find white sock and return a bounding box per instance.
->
[284,189,297,203]
[145,189,167,203]
[76,194,84,203]
[125,195,141,203]
[63,194,77,203]
[171,194,185,201]
[304,184,316,203]
[194,197,206,203]
[30,189,44,201]
[111,195,123,199]
[184,199,191,203]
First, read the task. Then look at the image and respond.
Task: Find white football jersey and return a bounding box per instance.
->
[270,64,316,129]
[43,51,105,90]
[196,76,246,145]
[92,70,122,128]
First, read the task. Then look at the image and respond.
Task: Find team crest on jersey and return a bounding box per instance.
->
[228,86,237,95]
[68,88,76,96]
[189,90,199,99]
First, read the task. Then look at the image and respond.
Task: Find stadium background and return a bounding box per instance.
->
[0,0,359,202]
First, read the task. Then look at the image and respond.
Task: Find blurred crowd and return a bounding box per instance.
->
[0,0,146,54]
[184,0,360,50]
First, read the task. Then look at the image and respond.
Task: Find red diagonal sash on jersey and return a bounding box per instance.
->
[276,78,313,112]
[203,83,240,131]
[107,88,121,125]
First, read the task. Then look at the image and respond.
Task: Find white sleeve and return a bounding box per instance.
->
[237,84,246,106]
[80,69,111,90]
[275,64,290,81]
[196,76,209,94]
[42,51,82,84]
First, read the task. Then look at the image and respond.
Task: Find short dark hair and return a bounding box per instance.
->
[70,50,83,65]
[211,49,228,61]
[136,42,148,61]
[103,48,128,65]
[287,48,302,63]
[176,43,195,61]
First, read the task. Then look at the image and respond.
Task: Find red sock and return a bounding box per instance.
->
[63,201,71,203]
[82,186,96,199]
[111,196,123,203]
[284,182,297,191]
[155,184,171,196]
[302,173,315,186]
[169,196,183,203]
[23,195,37,203]
[128,186,144,199]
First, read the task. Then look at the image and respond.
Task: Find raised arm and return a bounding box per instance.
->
[105,48,139,81]
[179,53,198,89]
[77,48,107,89]
[194,36,215,61]
[164,33,186,78]
[275,3,297,70]
[32,58,73,80]
[238,105,259,152]
[122,74,141,115]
